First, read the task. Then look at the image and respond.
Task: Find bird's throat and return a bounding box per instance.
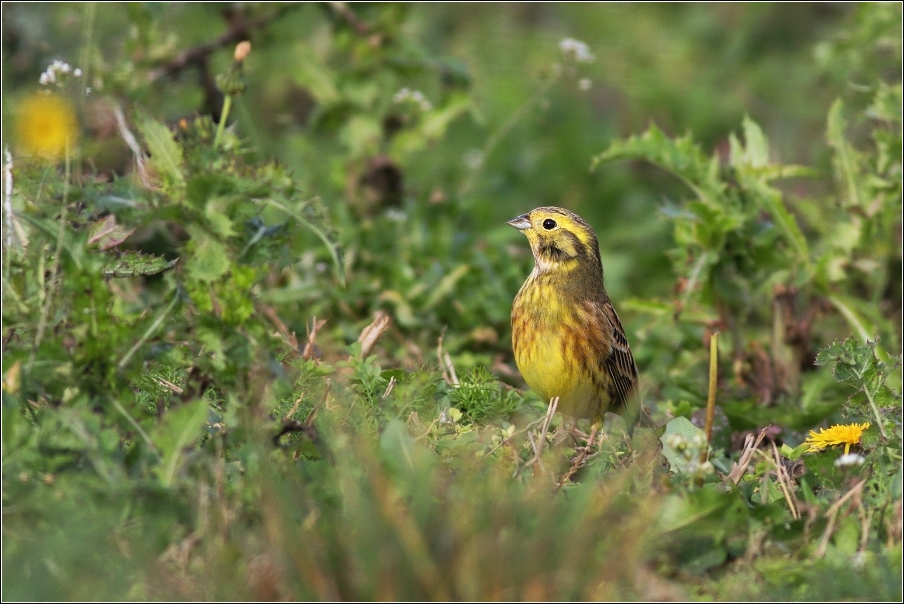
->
[533,246,580,275]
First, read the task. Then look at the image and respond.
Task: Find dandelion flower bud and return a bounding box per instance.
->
[234,41,252,62]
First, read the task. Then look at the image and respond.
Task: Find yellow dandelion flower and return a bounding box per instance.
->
[15,93,78,160]
[804,422,870,455]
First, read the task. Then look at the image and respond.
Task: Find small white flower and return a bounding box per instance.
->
[392,87,411,103]
[578,78,592,91]
[835,453,866,467]
[393,87,432,111]
[39,60,82,87]
[559,38,596,63]
[664,433,686,450]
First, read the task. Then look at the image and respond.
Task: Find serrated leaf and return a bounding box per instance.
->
[205,196,237,238]
[730,115,770,169]
[815,337,902,438]
[747,179,811,268]
[103,251,178,278]
[137,114,186,190]
[593,123,724,207]
[872,385,901,408]
[185,227,230,283]
[815,337,874,379]
[868,82,903,123]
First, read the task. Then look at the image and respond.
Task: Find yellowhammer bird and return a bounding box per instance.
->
[509,206,641,433]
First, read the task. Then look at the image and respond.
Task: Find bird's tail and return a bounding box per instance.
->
[616,393,659,437]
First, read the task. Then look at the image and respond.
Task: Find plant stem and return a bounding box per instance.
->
[117,291,180,370]
[111,398,161,461]
[3,147,14,295]
[213,94,234,149]
[459,67,562,198]
[701,332,718,464]
[863,386,889,439]
[29,144,71,367]
[79,2,96,100]
[3,147,13,252]
[263,196,346,286]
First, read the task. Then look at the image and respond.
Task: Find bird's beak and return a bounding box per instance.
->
[507,214,531,230]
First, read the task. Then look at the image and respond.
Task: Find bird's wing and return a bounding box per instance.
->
[601,300,640,419]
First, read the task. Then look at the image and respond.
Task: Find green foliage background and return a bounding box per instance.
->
[2,3,901,600]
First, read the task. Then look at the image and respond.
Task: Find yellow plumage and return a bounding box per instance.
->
[509,206,640,431]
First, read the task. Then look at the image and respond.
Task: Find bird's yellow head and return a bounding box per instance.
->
[507,206,602,275]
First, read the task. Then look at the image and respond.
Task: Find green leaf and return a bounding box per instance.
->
[151,399,209,488]
[660,417,710,474]
[392,92,472,157]
[729,115,770,169]
[87,215,136,250]
[204,196,237,238]
[815,337,874,382]
[17,212,84,269]
[779,443,809,461]
[263,197,346,286]
[185,226,230,284]
[815,337,902,439]
[621,297,674,317]
[826,295,874,343]
[103,251,178,278]
[826,99,864,208]
[868,82,903,123]
[423,264,469,310]
[751,181,811,269]
[292,47,340,104]
[892,462,903,499]
[379,419,424,475]
[680,543,728,575]
[340,115,382,156]
[136,114,186,190]
[593,123,724,207]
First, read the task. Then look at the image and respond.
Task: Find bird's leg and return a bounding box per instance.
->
[556,426,598,489]
[553,415,584,446]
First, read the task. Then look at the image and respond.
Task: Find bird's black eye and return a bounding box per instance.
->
[542,218,557,230]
